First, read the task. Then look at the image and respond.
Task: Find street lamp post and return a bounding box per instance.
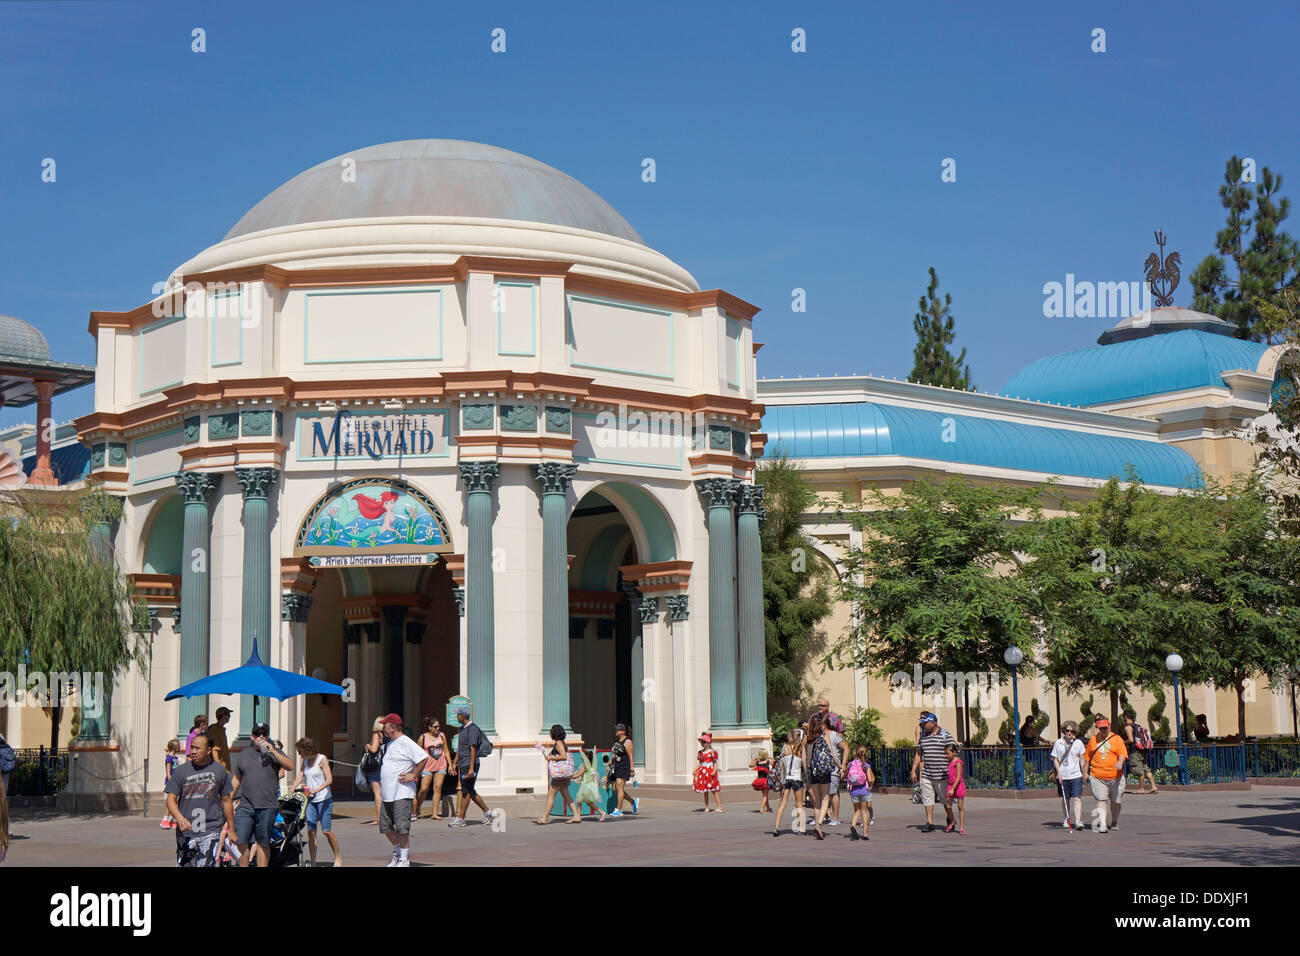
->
[1166,653,1187,786]
[1005,646,1025,790]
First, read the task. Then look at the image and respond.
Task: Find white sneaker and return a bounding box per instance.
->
[448,817,467,828]
[481,809,495,825]
[396,858,410,867]
[386,854,400,867]
[826,818,841,826]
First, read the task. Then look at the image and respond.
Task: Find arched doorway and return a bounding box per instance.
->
[566,482,677,766]
[294,477,459,769]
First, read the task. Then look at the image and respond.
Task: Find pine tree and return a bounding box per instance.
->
[908,266,973,389]
[1190,157,1299,341]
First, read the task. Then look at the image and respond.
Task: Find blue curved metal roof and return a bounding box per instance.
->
[760,402,1203,488]
[998,330,1269,407]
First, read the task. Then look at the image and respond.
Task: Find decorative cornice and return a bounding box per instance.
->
[618,560,693,594]
[458,460,500,493]
[533,462,577,495]
[234,466,279,500]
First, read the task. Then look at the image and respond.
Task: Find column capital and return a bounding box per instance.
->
[638,595,659,624]
[281,592,313,623]
[737,482,766,519]
[696,477,740,508]
[172,605,182,630]
[666,593,690,621]
[234,466,279,500]
[459,459,500,493]
[533,461,577,495]
[176,470,221,503]
[452,588,466,617]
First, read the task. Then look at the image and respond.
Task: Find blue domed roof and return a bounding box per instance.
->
[225,139,644,244]
[999,329,1270,407]
[761,401,1203,488]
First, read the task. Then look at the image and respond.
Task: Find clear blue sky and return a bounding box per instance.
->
[2,0,1296,431]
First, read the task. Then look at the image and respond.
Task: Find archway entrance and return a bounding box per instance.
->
[566,483,677,765]
[294,477,458,768]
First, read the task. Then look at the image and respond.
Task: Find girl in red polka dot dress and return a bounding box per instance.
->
[693,732,724,812]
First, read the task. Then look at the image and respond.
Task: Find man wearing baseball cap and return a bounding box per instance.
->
[910,712,956,833]
[231,722,293,866]
[376,713,429,866]
[1082,716,1128,832]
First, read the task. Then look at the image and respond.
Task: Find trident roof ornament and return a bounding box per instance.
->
[1144,230,1181,307]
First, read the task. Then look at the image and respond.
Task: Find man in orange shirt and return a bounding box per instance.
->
[1082,717,1127,832]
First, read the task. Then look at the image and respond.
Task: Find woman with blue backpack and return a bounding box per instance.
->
[806,715,838,840]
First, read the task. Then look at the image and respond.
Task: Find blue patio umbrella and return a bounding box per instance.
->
[165,640,345,709]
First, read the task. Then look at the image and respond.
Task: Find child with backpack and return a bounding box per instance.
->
[749,750,773,813]
[846,745,874,841]
[944,742,966,834]
[159,739,181,829]
[1123,708,1159,795]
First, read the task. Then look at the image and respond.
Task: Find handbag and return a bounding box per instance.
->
[353,761,367,791]
[548,747,575,779]
[361,739,386,774]
[911,784,923,805]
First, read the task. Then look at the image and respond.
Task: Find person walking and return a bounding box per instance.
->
[1082,717,1127,832]
[159,739,181,829]
[944,742,966,835]
[911,712,956,833]
[770,729,805,837]
[414,716,451,820]
[805,715,839,840]
[184,714,208,757]
[376,714,428,866]
[1050,720,1087,831]
[1122,708,1159,795]
[362,716,385,825]
[693,732,724,813]
[607,723,638,817]
[293,737,342,868]
[807,698,845,735]
[208,707,233,772]
[846,745,874,841]
[572,746,607,821]
[822,719,849,826]
[534,724,579,824]
[231,722,293,867]
[750,750,773,813]
[449,707,498,828]
[163,731,236,867]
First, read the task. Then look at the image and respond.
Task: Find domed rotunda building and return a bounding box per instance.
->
[76,140,768,800]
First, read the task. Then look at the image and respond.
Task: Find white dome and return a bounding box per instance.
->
[225,140,644,245]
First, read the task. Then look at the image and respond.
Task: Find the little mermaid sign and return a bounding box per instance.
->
[295,477,453,562]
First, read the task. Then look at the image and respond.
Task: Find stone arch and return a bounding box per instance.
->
[140,493,184,574]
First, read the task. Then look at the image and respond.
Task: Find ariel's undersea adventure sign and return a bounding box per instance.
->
[295,477,453,566]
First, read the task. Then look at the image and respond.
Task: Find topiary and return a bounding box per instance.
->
[969,709,989,745]
[1147,686,1171,743]
[1078,695,1096,736]
[998,696,1015,745]
[1030,699,1050,739]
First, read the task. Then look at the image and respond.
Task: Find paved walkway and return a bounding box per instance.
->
[5,787,1298,867]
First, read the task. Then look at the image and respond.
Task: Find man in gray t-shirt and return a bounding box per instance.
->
[449,708,497,828]
[164,732,235,867]
[232,722,293,866]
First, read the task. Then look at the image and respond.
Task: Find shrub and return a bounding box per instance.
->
[891,737,916,750]
[843,707,885,751]
[769,712,799,749]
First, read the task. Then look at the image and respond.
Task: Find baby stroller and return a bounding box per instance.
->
[267,790,308,867]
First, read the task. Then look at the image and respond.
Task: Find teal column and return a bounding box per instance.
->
[175,472,219,738]
[235,467,278,735]
[737,483,767,728]
[534,462,577,731]
[80,497,121,741]
[697,478,740,729]
[460,460,499,734]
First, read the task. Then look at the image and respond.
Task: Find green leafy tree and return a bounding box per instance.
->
[1191,157,1299,341]
[0,490,147,749]
[832,477,1040,738]
[757,453,834,709]
[1184,469,1300,738]
[1021,475,1220,727]
[908,267,973,389]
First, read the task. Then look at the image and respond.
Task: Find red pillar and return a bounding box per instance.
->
[29,380,56,486]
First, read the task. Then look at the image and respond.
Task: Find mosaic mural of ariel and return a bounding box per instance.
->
[298,480,449,550]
